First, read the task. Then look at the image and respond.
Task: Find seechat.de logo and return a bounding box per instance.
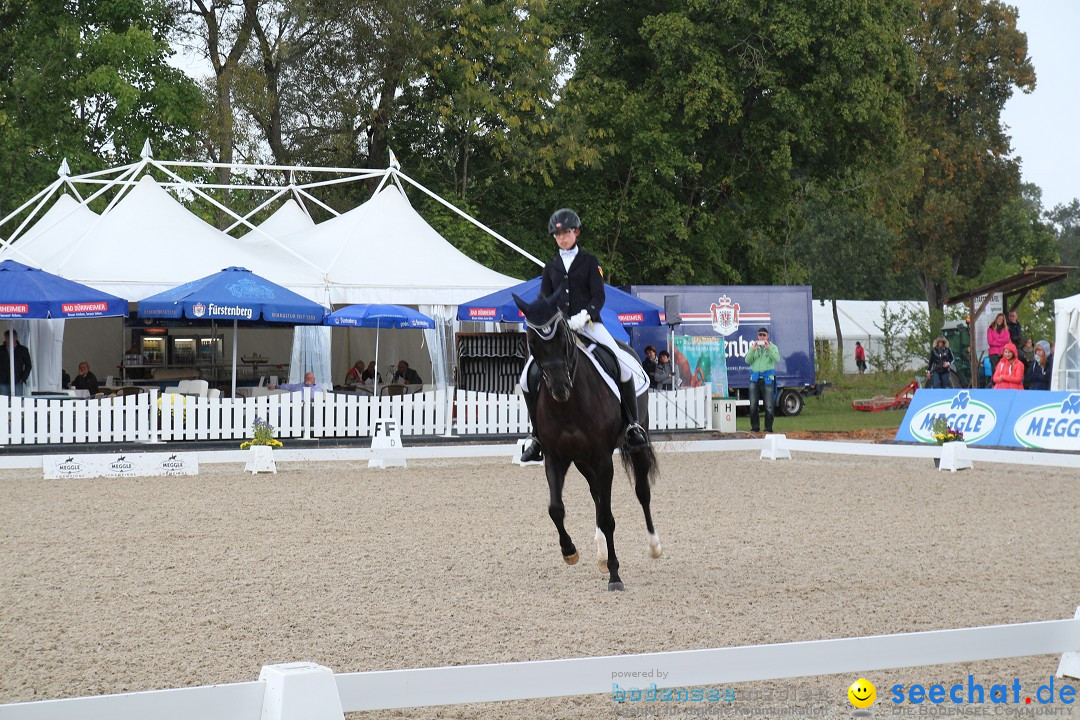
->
[910,390,996,444]
[1013,393,1080,451]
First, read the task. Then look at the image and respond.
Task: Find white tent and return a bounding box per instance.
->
[38,176,326,302]
[276,184,521,306]
[1052,293,1080,390]
[813,299,927,373]
[0,194,98,266]
[240,198,315,241]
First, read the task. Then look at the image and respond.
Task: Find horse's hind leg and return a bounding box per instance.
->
[632,449,662,558]
[583,457,622,591]
[546,457,578,564]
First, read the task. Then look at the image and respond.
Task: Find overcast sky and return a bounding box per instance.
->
[1001,0,1080,212]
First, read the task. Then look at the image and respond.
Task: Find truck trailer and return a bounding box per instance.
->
[627,285,816,416]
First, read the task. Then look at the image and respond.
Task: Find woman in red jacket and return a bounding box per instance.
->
[992,342,1025,390]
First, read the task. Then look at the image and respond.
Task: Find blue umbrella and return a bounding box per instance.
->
[324,304,435,387]
[0,259,129,396]
[138,267,328,396]
[456,276,663,343]
[457,277,663,326]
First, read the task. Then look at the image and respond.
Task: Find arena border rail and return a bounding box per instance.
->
[1,609,1078,720]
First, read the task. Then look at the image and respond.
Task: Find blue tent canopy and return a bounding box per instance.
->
[0,259,128,319]
[457,277,663,327]
[1,259,129,395]
[137,266,327,324]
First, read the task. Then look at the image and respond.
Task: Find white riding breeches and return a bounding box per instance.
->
[519,318,649,395]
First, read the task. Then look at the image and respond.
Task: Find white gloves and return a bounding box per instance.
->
[567,309,591,331]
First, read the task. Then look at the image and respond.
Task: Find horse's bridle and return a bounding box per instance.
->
[524,310,579,389]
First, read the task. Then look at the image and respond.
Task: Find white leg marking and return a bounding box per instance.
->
[595,526,608,571]
[648,531,662,558]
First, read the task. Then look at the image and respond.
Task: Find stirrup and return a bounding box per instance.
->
[521,436,544,462]
[624,423,650,449]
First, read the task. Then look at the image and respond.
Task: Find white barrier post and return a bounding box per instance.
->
[258,662,344,720]
[938,441,974,472]
[1058,606,1080,680]
[760,433,791,461]
[369,418,406,468]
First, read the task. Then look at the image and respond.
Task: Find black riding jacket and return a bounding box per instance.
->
[540,248,605,322]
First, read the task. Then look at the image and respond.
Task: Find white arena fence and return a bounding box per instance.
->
[1,608,1077,720]
[0,386,710,445]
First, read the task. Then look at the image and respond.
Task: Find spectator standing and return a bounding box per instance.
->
[986,313,1009,370]
[653,350,674,390]
[71,361,99,395]
[1025,341,1053,390]
[1006,310,1023,346]
[744,327,780,433]
[926,337,954,389]
[992,343,1024,390]
[0,330,32,396]
[642,345,658,387]
[854,341,867,374]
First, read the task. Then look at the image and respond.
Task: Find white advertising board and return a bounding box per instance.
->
[44,452,200,479]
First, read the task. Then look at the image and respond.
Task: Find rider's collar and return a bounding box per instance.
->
[559,245,579,258]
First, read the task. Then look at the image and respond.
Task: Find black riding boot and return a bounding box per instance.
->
[520,388,543,462]
[619,378,650,449]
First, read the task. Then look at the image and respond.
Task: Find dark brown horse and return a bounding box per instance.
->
[514,291,660,591]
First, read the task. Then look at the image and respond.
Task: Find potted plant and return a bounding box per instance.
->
[931,416,964,445]
[931,416,965,469]
[241,417,281,473]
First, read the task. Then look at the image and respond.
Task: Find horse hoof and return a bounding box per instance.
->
[648,532,663,558]
[608,581,625,592]
[564,552,579,565]
[597,556,608,573]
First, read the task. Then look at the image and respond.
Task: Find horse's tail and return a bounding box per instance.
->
[620,442,659,488]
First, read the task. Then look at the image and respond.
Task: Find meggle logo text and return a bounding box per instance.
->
[1014,394,1080,451]
[909,391,996,444]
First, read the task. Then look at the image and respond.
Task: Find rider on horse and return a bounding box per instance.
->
[520,208,651,462]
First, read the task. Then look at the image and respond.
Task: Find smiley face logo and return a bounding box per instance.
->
[848,678,876,709]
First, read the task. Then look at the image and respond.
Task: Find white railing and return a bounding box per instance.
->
[0,392,159,445]
[2,609,1076,720]
[3,387,706,445]
[454,386,712,435]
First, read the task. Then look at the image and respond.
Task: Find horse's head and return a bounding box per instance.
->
[513,290,577,402]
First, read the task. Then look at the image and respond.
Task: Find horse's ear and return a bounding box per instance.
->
[512,293,529,316]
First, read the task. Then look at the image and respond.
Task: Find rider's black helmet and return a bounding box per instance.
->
[548,208,581,234]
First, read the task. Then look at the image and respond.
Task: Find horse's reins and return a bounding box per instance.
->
[525,311,579,386]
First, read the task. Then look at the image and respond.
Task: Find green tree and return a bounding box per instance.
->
[896,0,1036,315]
[0,0,203,219]
[544,0,915,286]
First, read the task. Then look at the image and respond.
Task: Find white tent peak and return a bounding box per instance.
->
[141,139,153,159]
[241,198,315,241]
[58,158,70,177]
[0,194,98,265]
[320,183,520,304]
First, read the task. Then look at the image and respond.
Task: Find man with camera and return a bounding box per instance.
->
[744,327,780,433]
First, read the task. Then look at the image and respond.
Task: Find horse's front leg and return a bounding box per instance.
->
[581,456,622,591]
[545,456,578,564]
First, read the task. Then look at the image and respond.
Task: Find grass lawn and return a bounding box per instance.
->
[733,371,921,434]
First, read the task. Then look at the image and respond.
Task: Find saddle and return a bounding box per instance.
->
[525,332,623,397]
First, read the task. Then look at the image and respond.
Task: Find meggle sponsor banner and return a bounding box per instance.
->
[1007,391,1080,451]
[45,452,199,479]
[896,389,1011,446]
